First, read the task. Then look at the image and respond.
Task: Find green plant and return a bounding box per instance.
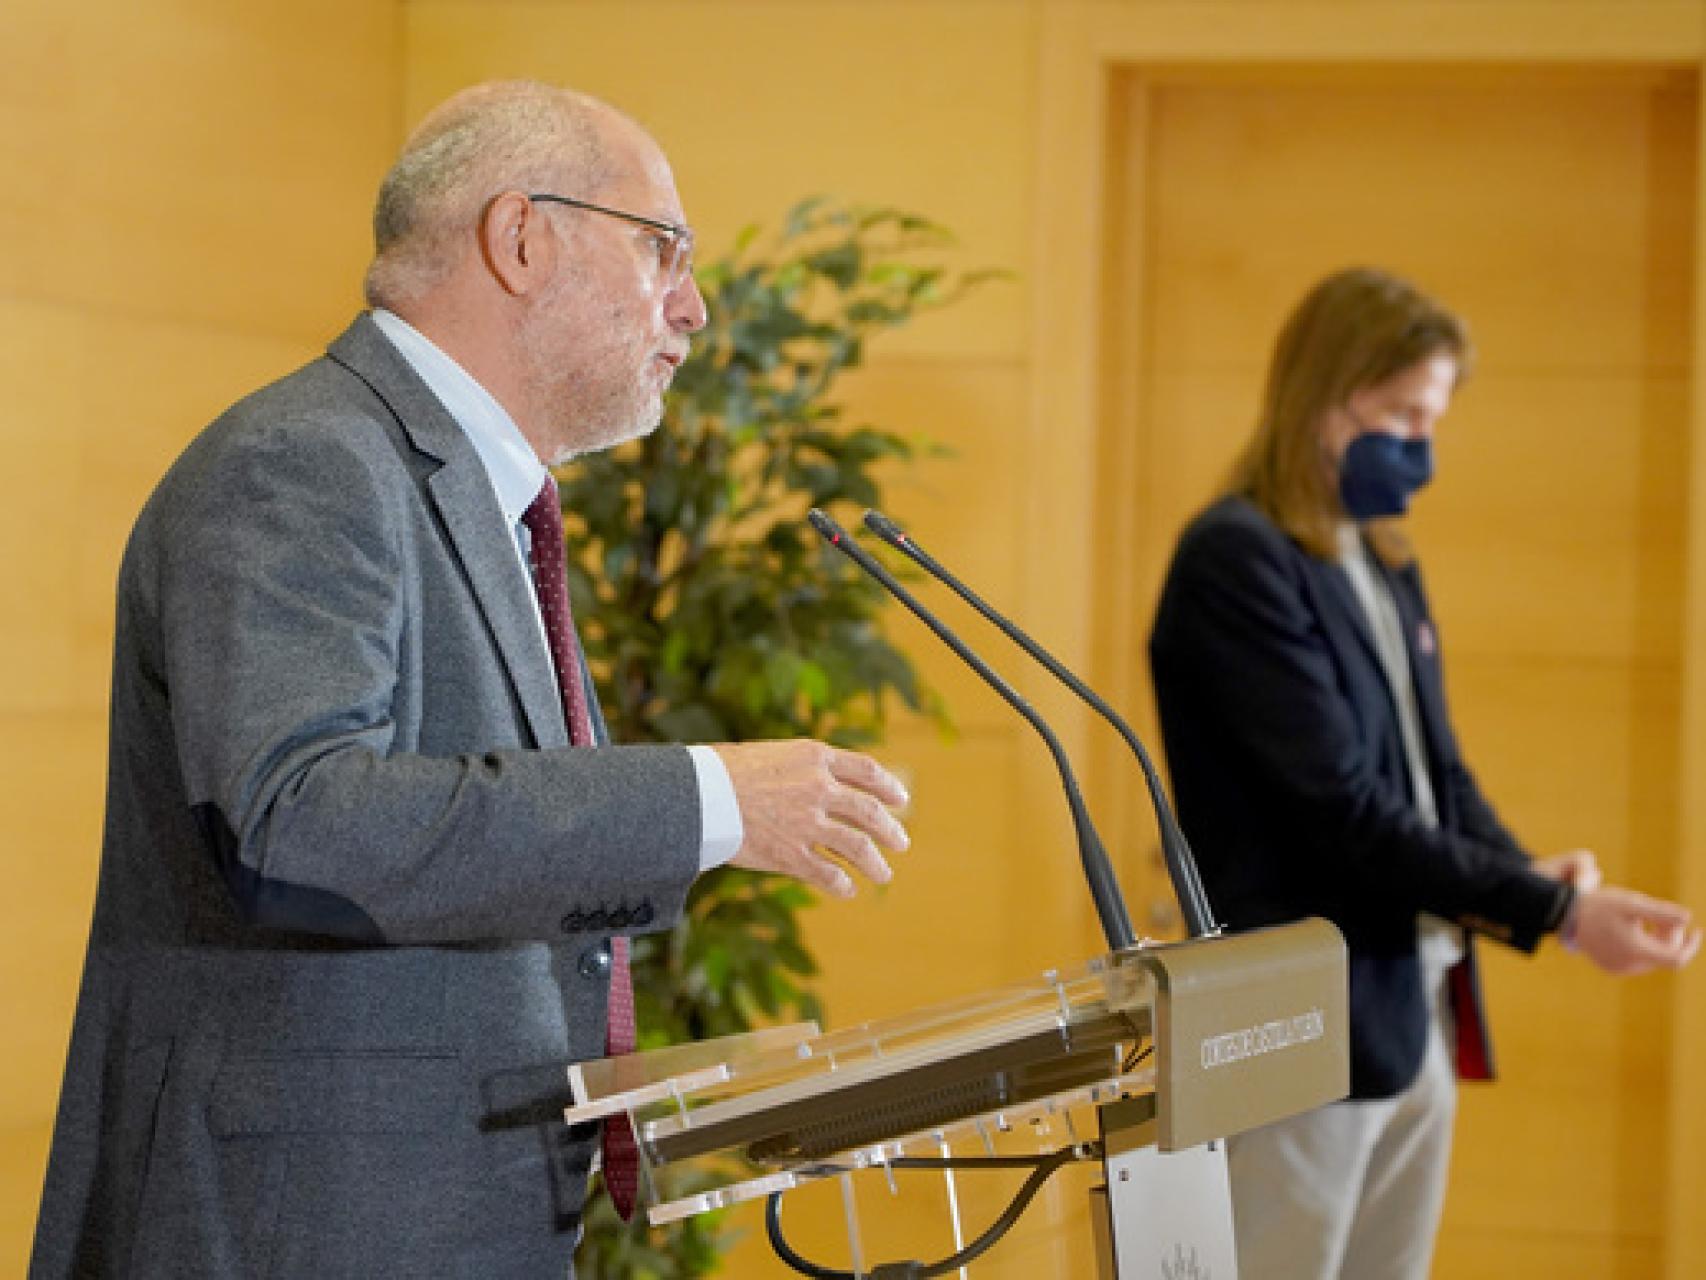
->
[562,198,993,1277]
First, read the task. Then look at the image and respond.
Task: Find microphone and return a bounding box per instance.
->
[807,508,1136,952]
[863,509,1218,939]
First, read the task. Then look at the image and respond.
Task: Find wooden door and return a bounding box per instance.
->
[1102,65,1696,1277]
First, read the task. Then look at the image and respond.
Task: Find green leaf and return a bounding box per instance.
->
[660,627,692,675]
[804,241,862,290]
[782,195,828,239]
[652,704,728,743]
[796,660,831,709]
[763,650,802,707]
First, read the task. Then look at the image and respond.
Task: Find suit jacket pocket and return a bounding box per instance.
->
[208,1051,461,1137]
[207,1053,467,1277]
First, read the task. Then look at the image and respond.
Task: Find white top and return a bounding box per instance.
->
[371,308,741,873]
[1335,524,1464,974]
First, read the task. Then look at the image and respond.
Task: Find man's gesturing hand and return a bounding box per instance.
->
[712,741,910,898]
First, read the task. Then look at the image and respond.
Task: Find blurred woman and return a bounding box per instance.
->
[1148,267,1699,1280]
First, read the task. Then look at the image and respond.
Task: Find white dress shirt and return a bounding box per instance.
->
[371,308,742,872]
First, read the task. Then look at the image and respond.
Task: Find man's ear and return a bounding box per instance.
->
[479,191,554,297]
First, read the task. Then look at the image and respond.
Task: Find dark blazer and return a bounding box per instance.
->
[32,315,703,1278]
[1149,495,1569,1100]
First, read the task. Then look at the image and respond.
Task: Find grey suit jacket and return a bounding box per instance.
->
[31,314,702,1278]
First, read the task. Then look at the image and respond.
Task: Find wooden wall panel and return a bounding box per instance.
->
[0,4,400,1274]
[404,0,1034,365]
[836,358,1034,739]
[1665,37,1706,1278]
[0,0,392,339]
[0,303,84,713]
[1144,72,1695,375]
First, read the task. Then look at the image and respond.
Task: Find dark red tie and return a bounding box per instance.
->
[521,476,640,1221]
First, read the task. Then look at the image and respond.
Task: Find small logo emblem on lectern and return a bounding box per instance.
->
[1160,1242,1209,1280]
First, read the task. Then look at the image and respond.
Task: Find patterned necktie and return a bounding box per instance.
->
[520,475,640,1221]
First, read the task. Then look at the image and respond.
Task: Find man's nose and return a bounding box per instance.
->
[668,274,708,333]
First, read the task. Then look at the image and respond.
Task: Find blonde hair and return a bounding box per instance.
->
[363,81,615,310]
[1224,267,1471,565]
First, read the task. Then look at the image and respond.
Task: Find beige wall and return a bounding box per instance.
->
[3,1,1703,1276]
[0,1,398,1271]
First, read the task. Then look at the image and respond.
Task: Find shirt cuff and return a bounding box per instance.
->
[686,745,743,872]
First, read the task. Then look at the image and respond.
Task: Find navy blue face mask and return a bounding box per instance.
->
[1337,432,1433,520]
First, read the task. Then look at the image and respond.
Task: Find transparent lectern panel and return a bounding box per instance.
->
[565,1024,821,1124]
[563,948,1159,1225]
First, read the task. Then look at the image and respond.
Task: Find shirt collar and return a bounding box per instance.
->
[369,308,547,523]
[1334,521,1368,566]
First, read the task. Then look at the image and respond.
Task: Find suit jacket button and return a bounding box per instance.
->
[578,944,612,980]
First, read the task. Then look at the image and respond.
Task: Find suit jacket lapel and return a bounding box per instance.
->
[427,462,570,748]
[325,315,569,749]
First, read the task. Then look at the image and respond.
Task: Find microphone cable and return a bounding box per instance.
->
[764,1141,1099,1280]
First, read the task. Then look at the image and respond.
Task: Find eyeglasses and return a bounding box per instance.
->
[528,193,696,292]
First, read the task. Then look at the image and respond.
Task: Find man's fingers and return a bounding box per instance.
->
[717,740,911,897]
[811,820,894,887]
[735,830,856,898]
[826,786,909,854]
[801,852,856,899]
[828,748,910,809]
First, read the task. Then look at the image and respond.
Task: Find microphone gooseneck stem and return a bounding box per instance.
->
[863,509,1218,939]
[808,509,1136,952]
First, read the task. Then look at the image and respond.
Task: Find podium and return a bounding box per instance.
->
[565,918,1347,1277]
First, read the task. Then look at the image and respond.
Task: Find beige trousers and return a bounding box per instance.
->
[1224,990,1457,1280]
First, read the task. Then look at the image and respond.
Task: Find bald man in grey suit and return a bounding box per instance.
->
[32,82,910,1279]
